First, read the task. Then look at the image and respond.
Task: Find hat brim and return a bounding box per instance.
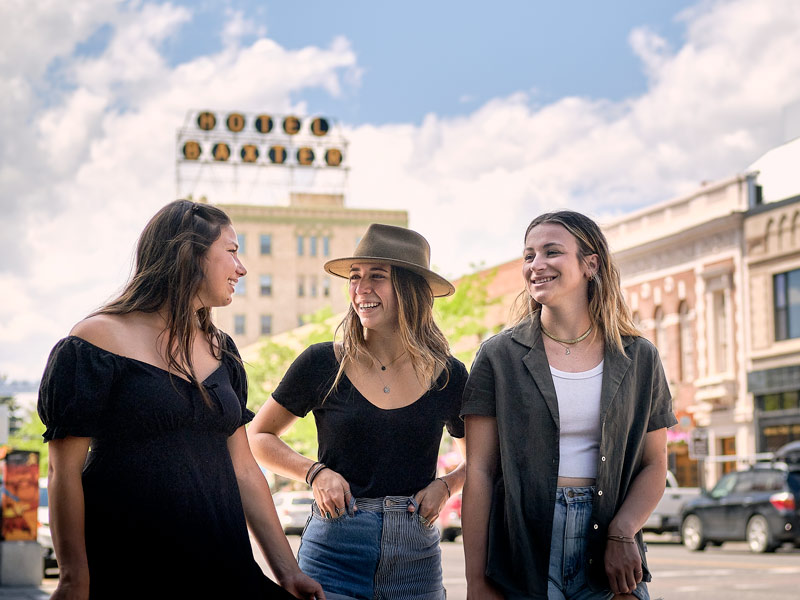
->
[324,256,455,298]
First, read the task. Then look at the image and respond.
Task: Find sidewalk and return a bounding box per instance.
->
[0,580,55,599]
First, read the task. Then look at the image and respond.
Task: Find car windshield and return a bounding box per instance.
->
[710,473,737,498]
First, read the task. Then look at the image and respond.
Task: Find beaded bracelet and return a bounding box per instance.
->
[607,534,635,544]
[436,477,451,498]
[305,461,322,485]
[307,464,329,487]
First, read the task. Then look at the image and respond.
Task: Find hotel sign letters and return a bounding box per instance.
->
[180,111,344,167]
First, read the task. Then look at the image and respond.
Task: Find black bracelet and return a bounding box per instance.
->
[436,477,451,498]
[607,534,635,544]
[308,465,329,487]
[305,461,321,485]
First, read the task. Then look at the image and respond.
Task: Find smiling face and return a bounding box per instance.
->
[348,262,399,333]
[197,224,247,309]
[523,223,597,310]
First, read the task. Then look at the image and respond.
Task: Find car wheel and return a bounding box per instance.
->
[681,514,706,551]
[746,514,777,553]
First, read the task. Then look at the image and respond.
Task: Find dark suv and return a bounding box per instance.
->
[680,462,800,553]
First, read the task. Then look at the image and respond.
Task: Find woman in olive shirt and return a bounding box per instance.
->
[462,210,675,599]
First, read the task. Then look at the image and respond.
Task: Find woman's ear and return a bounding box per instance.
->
[584,254,599,278]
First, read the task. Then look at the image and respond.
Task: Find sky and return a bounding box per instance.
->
[2,0,800,382]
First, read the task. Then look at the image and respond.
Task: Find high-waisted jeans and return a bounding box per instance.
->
[544,486,648,600]
[298,495,445,600]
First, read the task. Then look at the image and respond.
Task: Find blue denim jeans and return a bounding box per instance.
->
[546,487,648,600]
[298,496,445,600]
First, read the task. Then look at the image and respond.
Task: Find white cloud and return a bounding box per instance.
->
[3,0,800,382]
[0,1,359,381]
[346,0,800,279]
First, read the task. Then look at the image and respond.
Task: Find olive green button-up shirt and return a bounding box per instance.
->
[462,313,676,598]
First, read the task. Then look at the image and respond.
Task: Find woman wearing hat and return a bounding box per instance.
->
[249,224,467,600]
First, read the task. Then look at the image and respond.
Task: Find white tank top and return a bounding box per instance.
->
[550,360,604,479]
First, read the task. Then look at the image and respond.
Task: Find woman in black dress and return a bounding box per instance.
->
[38,200,324,600]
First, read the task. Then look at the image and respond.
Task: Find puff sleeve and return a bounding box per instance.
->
[222,334,255,428]
[37,337,117,441]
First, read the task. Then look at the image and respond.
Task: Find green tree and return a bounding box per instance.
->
[434,264,501,366]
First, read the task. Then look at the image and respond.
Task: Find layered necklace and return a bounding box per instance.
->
[371,351,406,393]
[541,324,593,355]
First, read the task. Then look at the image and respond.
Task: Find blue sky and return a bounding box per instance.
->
[157,1,696,125]
[2,0,800,381]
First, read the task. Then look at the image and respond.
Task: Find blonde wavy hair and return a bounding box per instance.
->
[328,267,451,398]
[512,210,640,352]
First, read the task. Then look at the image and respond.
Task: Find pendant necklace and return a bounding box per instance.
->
[541,324,593,355]
[372,351,406,394]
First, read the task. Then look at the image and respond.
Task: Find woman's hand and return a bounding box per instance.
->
[604,537,643,595]
[280,570,326,600]
[311,468,353,518]
[408,478,450,527]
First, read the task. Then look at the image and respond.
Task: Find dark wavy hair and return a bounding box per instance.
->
[94,200,233,401]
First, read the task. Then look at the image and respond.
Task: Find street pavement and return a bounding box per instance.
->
[5,534,800,599]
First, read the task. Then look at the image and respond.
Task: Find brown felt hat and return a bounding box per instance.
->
[323,223,455,297]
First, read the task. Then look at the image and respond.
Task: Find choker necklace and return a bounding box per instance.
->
[373,351,405,371]
[541,324,592,355]
[372,351,405,393]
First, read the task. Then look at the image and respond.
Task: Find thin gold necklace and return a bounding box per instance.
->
[541,324,592,355]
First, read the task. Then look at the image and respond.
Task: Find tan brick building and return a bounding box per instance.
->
[745,194,800,454]
[211,193,407,348]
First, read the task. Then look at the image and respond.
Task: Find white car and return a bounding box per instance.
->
[272,490,314,535]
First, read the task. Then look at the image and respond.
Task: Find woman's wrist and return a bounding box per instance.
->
[436,476,451,498]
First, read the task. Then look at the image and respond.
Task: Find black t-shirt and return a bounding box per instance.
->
[272,342,466,498]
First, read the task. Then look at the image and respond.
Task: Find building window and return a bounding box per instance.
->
[310,276,318,298]
[297,235,304,256]
[323,277,330,297]
[774,269,800,341]
[713,291,728,373]
[234,277,246,296]
[260,234,272,255]
[298,275,305,297]
[260,315,272,336]
[757,391,800,412]
[298,315,305,327]
[310,236,318,257]
[234,314,246,335]
[259,274,272,297]
[237,233,246,254]
[678,301,694,382]
[323,236,330,257]
[719,436,736,475]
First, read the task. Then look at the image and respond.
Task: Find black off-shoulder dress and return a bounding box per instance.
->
[38,335,294,599]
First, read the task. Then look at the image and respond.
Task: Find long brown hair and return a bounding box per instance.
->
[329,267,451,398]
[95,200,233,399]
[512,210,640,352]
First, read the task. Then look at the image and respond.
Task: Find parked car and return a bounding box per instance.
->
[272,490,314,535]
[38,478,57,574]
[680,462,800,553]
[437,492,462,542]
[643,470,700,534]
